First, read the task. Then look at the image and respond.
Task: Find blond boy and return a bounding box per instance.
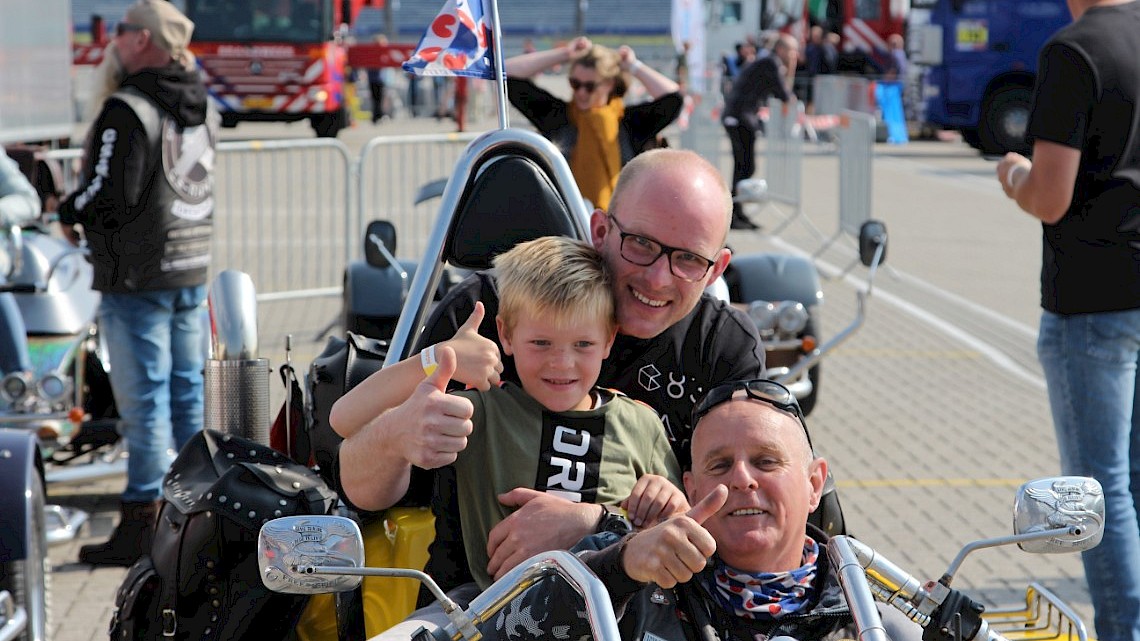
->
[332,236,684,592]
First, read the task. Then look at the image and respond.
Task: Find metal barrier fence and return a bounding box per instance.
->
[40,133,490,376]
[814,110,876,258]
[45,139,356,369]
[764,97,807,234]
[356,132,480,262]
[43,139,353,301]
[812,75,876,117]
[211,139,354,301]
[678,92,728,174]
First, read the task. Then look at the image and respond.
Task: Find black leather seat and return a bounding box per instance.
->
[445,153,579,271]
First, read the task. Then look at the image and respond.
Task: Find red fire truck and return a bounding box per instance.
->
[72,0,413,138]
[764,0,907,55]
[183,0,414,138]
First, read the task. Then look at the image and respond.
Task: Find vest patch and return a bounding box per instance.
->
[162,120,216,216]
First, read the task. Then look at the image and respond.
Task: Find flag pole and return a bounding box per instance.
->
[488,0,508,130]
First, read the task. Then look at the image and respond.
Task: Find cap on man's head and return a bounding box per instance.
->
[125,0,195,60]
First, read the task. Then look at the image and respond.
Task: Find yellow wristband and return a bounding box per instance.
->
[420,344,438,377]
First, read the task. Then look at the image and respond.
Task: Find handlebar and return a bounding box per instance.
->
[829,536,1013,641]
[305,549,622,641]
[464,550,623,641]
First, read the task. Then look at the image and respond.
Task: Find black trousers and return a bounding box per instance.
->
[724,122,757,217]
[368,81,386,121]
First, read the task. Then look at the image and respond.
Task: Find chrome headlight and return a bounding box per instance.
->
[776,301,810,334]
[747,300,780,332]
[37,373,73,403]
[0,371,33,404]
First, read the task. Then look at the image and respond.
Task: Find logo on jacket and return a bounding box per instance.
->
[162,120,216,220]
[638,364,661,391]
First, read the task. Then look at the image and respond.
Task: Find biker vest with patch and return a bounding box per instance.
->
[88,87,216,292]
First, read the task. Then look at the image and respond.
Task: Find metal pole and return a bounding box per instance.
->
[384,0,396,40]
[576,0,588,35]
[488,0,509,130]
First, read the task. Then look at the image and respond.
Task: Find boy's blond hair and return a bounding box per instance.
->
[493,236,614,337]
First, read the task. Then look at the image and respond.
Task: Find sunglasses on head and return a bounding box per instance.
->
[568,78,599,93]
[116,22,145,37]
[691,378,813,450]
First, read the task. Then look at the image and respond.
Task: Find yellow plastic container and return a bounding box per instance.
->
[295,507,436,641]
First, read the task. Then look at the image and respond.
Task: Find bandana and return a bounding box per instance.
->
[705,537,819,619]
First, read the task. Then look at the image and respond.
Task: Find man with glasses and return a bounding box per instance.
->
[338,149,769,599]
[482,379,920,641]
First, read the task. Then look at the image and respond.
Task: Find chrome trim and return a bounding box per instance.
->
[385,128,592,366]
[207,269,259,360]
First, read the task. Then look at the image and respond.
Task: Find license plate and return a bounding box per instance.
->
[243,97,274,110]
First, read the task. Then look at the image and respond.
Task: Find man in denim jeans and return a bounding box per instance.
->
[996,0,1140,639]
[59,0,218,567]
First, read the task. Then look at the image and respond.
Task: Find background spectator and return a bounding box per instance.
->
[503,37,683,209]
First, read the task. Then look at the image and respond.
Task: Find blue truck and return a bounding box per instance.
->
[908,0,1071,155]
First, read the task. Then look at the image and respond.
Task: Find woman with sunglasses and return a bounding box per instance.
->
[503,37,684,210]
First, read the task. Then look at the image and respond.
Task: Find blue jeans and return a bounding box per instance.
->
[1038,309,1140,641]
[99,286,207,503]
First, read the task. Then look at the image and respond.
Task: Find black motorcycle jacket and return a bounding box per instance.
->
[60,62,217,293]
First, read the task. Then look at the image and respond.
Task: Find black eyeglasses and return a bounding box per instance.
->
[607,213,717,282]
[116,22,145,37]
[568,78,599,93]
[691,379,812,450]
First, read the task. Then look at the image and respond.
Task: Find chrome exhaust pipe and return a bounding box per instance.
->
[203,270,270,444]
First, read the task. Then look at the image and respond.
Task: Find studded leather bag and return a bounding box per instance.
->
[109,429,339,641]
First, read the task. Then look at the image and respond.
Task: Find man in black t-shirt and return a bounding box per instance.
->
[337,149,767,594]
[995,2,1140,640]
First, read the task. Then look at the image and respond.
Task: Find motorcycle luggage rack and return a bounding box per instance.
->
[982,583,1089,641]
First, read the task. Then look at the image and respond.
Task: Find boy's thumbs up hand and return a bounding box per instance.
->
[399,345,474,469]
[443,301,504,391]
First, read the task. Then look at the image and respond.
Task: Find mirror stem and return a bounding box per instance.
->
[942,525,1083,585]
[301,565,482,640]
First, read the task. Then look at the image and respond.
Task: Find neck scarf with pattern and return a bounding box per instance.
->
[704,536,819,619]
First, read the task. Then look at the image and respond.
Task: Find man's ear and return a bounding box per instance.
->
[806,456,828,512]
[589,208,609,251]
[496,315,513,356]
[704,247,733,286]
[683,470,694,497]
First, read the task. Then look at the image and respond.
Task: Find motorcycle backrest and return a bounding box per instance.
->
[446,154,579,271]
[384,128,592,365]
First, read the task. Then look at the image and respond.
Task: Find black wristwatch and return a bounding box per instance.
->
[596,504,633,535]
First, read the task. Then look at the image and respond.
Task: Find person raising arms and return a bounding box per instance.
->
[504,37,683,209]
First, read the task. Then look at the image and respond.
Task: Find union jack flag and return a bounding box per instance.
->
[402,0,495,79]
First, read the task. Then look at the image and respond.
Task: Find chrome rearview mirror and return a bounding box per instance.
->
[1014,476,1104,554]
[258,516,365,594]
